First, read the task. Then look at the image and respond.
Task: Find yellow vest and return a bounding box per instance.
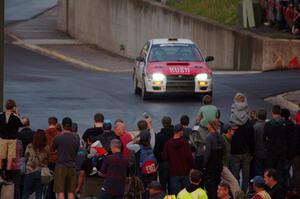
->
[164,195,176,199]
[177,188,208,199]
[256,190,272,199]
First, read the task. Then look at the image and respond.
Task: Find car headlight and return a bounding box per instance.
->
[152,73,166,81]
[195,73,211,81]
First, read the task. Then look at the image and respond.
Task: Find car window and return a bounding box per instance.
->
[148,44,203,62]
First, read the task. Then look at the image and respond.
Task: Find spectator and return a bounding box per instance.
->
[250,110,258,125]
[177,169,208,199]
[147,181,166,199]
[292,120,300,195]
[264,105,288,190]
[99,139,128,199]
[229,93,254,192]
[114,119,133,159]
[217,182,231,199]
[221,123,241,198]
[45,116,61,199]
[52,117,80,199]
[0,99,23,170]
[251,176,271,199]
[196,95,219,139]
[98,120,118,152]
[82,113,104,144]
[153,116,174,192]
[253,109,268,177]
[8,139,23,199]
[292,3,300,37]
[163,124,194,195]
[295,103,300,125]
[180,115,192,140]
[22,130,49,199]
[264,169,285,199]
[127,129,157,199]
[18,116,34,157]
[204,120,225,199]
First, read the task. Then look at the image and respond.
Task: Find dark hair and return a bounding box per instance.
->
[281,108,290,120]
[257,109,267,121]
[94,113,104,123]
[265,169,279,181]
[161,116,172,128]
[48,117,58,125]
[218,181,230,191]
[72,123,78,132]
[189,169,203,184]
[22,116,30,126]
[5,99,16,110]
[180,115,189,126]
[137,120,148,131]
[202,95,213,105]
[56,123,62,132]
[32,129,47,152]
[272,105,281,115]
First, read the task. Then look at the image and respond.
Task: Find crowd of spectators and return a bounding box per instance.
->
[0,96,300,199]
[259,0,300,37]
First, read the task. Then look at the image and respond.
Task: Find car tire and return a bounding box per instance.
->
[133,73,141,95]
[141,81,151,100]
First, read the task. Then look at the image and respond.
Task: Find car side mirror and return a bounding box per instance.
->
[205,56,214,62]
[136,56,145,62]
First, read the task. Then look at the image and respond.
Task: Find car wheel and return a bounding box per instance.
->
[141,80,151,100]
[133,73,141,95]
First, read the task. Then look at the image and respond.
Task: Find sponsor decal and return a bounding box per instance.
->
[169,67,190,74]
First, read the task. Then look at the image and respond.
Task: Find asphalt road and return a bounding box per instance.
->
[5,0,57,24]
[4,43,300,133]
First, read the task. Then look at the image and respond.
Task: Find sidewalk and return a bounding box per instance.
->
[6,6,134,73]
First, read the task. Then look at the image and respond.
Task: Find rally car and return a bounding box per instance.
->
[133,38,214,100]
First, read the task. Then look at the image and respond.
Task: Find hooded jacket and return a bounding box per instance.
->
[163,137,194,176]
[230,93,250,126]
[153,127,174,163]
[264,118,288,159]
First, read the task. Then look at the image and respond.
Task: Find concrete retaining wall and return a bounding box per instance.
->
[57,0,300,71]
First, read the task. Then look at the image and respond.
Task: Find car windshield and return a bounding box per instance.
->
[148,44,203,62]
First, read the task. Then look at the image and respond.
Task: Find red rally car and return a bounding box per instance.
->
[133,38,214,100]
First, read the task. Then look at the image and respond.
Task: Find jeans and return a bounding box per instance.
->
[99,189,123,199]
[169,176,189,195]
[158,162,170,193]
[205,168,222,199]
[293,156,300,194]
[230,153,251,193]
[252,157,267,177]
[22,170,43,199]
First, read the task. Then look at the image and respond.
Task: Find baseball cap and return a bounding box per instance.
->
[174,124,184,132]
[103,120,112,131]
[62,117,72,128]
[147,181,162,189]
[140,129,150,142]
[251,176,265,187]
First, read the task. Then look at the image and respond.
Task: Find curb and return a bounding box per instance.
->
[8,33,132,73]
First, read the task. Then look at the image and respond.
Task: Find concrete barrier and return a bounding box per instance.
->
[57,0,300,71]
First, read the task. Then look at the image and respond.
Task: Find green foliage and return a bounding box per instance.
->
[166,0,239,25]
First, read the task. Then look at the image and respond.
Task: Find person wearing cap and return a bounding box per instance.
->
[177,169,208,199]
[148,181,166,199]
[204,119,225,199]
[98,120,118,153]
[221,123,241,198]
[127,129,157,198]
[162,124,194,195]
[251,176,271,199]
[52,117,80,199]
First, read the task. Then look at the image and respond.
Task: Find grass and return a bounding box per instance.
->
[166,0,240,25]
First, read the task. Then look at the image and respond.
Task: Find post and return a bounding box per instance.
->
[0,0,4,111]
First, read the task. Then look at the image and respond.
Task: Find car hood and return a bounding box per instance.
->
[145,61,212,76]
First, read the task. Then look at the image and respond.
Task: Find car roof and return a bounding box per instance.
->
[150,38,194,45]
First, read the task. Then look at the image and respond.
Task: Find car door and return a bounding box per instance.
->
[137,42,150,84]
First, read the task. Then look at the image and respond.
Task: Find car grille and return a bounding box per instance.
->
[166,75,195,92]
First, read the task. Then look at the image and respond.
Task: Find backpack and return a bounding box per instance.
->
[139,145,157,175]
